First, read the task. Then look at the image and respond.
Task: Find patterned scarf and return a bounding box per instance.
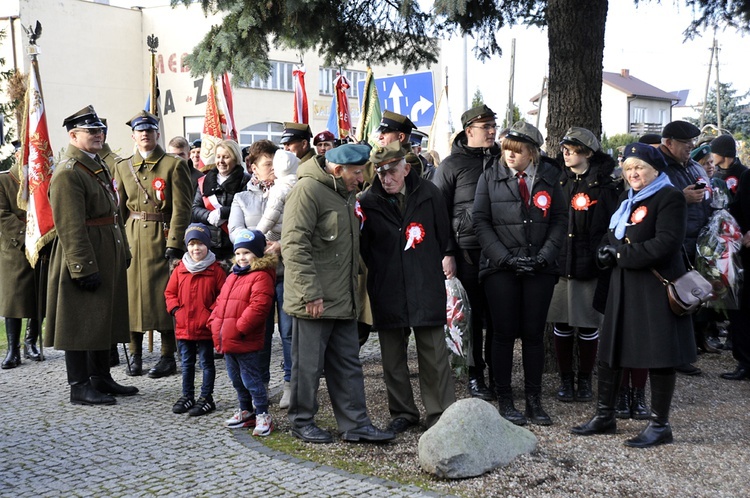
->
[249,173,274,193]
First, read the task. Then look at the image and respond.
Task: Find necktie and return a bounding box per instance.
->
[517,171,529,205]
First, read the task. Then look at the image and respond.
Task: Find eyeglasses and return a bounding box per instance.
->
[560,146,579,156]
[673,138,695,147]
[77,128,104,135]
[470,123,497,132]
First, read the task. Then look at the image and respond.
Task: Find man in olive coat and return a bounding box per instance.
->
[45,105,137,405]
[114,110,193,378]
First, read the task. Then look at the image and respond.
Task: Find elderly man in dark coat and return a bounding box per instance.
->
[45,105,137,405]
[359,141,456,433]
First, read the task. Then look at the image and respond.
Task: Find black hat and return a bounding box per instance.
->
[376,110,415,135]
[639,133,662,145]
[560,127,600,152]
[280,122,312,144]
[126,110,159,131]
[241,146,251,162]
[710,134,737,158]
[507,121,544,147]
[63,105,105,131]
[190,139,202,150]
[623,142,668,171]
[461,104,496,129]
[661,121,700,140]
[410,129,428,146]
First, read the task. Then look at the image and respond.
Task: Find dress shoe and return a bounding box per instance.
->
[624,422,673,448]
[340,424,395,443]
[498,396,526,426]
[90,375,139,396]
[70,383,116,406]
[468,377,496,401]
[721,365,750,381]
[127,354,142,377]
[148,355,177,378]
[525,394,552,426]
[290,423,333,443]
[675,363,701,376]
[387,417,417,434]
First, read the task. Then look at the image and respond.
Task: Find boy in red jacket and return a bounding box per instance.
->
[210,229,276,436]
[165,223,227,416]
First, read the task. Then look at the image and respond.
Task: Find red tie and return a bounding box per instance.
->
[517,171,529,205]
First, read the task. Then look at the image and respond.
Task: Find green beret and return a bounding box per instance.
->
[690,144,712,162]
[325,143,371,165]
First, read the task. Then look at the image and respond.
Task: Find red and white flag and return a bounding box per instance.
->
[199,73,237,170]
[18,61,55,267]
[292,64,308,124]
[334,72,352,139]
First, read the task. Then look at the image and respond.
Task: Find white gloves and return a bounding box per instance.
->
[207,209,222,226]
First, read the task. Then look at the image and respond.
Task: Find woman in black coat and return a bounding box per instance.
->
[473,121,566,426]
[572,142,696,448]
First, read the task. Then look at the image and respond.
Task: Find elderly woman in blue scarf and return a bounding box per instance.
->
[571,143,696,448]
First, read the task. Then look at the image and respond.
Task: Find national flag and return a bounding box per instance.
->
[217,73,237,141]
[199,73,237,169]
[326,93,338,139]
[144,76,165,149]
[334,72,352,139]
[292,64,308,124]
[17,60,55,267]
[355,67,382,146]
[428,85,456,164]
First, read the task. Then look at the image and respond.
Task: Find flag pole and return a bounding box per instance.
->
[147,34,158,115]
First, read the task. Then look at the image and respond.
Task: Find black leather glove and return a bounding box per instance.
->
[164,247,184,260]
[596,245,617,269]
[170,307,179,317]
[514,256,536,275]
[75,272,102,292]
[533,255,548,271]
[126,257,132,269]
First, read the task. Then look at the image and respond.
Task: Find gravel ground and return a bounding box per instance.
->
[267,337,750,498]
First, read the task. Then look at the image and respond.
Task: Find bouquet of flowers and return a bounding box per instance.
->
[696,209,744,312]
[444,277,472,377]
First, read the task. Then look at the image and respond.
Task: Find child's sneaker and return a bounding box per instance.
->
[172,396,195,414]
[225,409,256,428]
[253,413,274,437]
[188,396,216,417]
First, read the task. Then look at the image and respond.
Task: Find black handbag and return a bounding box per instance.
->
[651,250,713,316]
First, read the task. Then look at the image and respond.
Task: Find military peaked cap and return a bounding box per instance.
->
[376,111,415,134]
[280,122,312,144]
[63,105,105,131]
[126,110,159,131]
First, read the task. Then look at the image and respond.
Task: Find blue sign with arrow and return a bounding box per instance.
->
[358,71,435,128]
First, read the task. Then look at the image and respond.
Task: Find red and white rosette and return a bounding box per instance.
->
[354,200,366,229]
[727,176,739,193]
[571,192,597,211]
[631,206,648,224]
[152,177,166,201]
[533,191,551,217]
[404,222,425,251]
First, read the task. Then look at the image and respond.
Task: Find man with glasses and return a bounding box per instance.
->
[659,120,711,376]
[433,104,501,400]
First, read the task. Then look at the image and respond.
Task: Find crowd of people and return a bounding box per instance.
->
[2,101,748,450]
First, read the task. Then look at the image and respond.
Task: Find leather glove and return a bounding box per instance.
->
[75,272,102,292]
[170,307,179,317]
[207,209,222,226]
[514,256,536,275]
[533,255,548,271]
[596,245,617,269]
[164,247,184,261]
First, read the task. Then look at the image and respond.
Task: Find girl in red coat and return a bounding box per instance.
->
[210,229,276,436]
[165,223,227,416]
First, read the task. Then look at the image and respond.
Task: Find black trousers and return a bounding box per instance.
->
[456,248,493,379]
[484,271,556,396]
[65,349,110,385]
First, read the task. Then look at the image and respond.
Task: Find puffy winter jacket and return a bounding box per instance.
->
[165,260,227,341]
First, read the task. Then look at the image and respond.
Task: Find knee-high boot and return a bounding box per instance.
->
[624,370,675,448]
[23,319,42,361]
[2,318,22,369]
[571,363,622,435]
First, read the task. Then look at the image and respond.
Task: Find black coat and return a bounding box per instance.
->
[599,185,696,369]
[359,168,450,330]
[432,131,500,252]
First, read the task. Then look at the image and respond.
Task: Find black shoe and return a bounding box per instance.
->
[90,375,139,396]
[126,354,142,377]
[721,365,750,380]
[290,423,333,443]
[525,394,552,426]
[705,336,723,351]
[1,348,21,369]
[630,388,649,419]
[468,377,496,401]
[341,424,395,443]
[556,373,575,402]
[70,383,117,406]
[387,417,417,434]
[615,389,631,419]
[23,339,41,361]
[172,396,195,414]
[188,396,216,416]
[575,374,593,402]
[498,396,527,426]
[675,363,702,376]
[109,345,120,367]
[148,355,177,378]
[624,422,673,448]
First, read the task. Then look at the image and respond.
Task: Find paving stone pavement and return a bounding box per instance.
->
[0,333,440,497]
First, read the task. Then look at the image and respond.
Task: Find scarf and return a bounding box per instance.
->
[609,172,673,240]
[249,173,274,194]
[181,250,217,274]
[232,263,252,275]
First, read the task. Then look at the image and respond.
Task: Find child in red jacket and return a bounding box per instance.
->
[210,229,276,436]
[165,223,227,416]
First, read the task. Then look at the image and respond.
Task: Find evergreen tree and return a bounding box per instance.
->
[471,88,483,108]
[687,82,750,139]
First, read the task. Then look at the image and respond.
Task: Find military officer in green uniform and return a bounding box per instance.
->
[45,105,137,404]
[281,122,315,164]
[114,110,193,378]
[375,110,426,178]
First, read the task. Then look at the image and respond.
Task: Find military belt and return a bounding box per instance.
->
[86,216,117,226]
[129,211,168,222]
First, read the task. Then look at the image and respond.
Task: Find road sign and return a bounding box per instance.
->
[357,71,435,128]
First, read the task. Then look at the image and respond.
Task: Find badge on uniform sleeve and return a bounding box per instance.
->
[533,191,551,217]
[631,206,648,224]
[152,178,166,201]
[571,193,597,211]
[404,222,425,250]
[354,200,366,230]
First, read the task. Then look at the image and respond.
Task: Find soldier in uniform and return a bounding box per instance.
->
[45,105,137,404]
[375,110,426,178]
[280,122,315,163]
[114,110,193,378]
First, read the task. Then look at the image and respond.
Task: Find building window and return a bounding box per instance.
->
[632,107,646,124]
[184,116,203,143]
[319,68,367,98]
[238,61,295,92]
[239,122,285,147]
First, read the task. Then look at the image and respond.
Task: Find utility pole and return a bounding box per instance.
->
[699,37,715,128]
[507,38,516,128]
[715,39,722,130]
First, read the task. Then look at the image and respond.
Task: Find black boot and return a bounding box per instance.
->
[696,324,720,354]
[109,344,120,367]
[576,373,593,402]
[127,332,143,376]
[148,355,177,378]
[23,319,42,361]
[66,351,116,406]
[630,387,649,420]
[525,393,552,425]
[625,370,675,448]
[2,318,22,369]
[615,388,631,419]
[468,376,495,401]
[127,354,143,377]
[88,349,138,396]
[572,363,622,435]
[498,394,526,426]
[556,372,575,402]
